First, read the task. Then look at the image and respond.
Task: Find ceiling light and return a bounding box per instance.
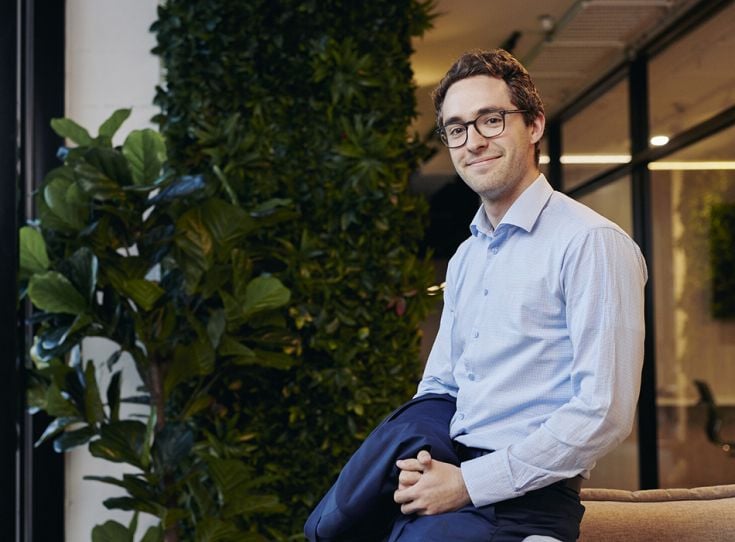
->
[538,14,556,32]
[650,135,670,146]
[540,155,632,164]
[648,161,735,171]
[561,155,631,164]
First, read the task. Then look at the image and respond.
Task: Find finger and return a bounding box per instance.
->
[400,499,426,516]
[417,449,432,466]
[393,487,413,505]
[395,489,420,515]
[398,470,421,487]
[395,458,425,472]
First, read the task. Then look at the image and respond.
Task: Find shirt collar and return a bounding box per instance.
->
[470,174,553,237]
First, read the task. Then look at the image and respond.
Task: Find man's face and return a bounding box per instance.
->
[441,75,544,210]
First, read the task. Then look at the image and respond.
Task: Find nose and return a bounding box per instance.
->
[465,124,488,152]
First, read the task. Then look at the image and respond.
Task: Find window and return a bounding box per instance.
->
[561,80,630,190]
[649,123,735,487]
[649,1,735,145]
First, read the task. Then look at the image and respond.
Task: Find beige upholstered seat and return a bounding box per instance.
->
[578,485,735,541]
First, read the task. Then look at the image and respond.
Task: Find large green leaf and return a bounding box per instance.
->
[176,208,214,272]
[122,128,166,185]
[44,383,80,418]
[19,226,49,278]
[249,349,295,370]
[91,520,132,542]
[217,335,256,360]
[51,117,93,146]
[140,525,163,542]
[207,459,284,519]
[85,474,158,503]
[35,187,78,233]
[206,309,226,348]
[194,517,247,542]
[207,458,253,496]
[36,313,93,353]
[34,415,80,447]
[28,271,88,315]
[147,174,205,205]
[165,340,215,396]
[85,147,133,187]
[84,359,105,425]
[88,420,148,468]
[102,496,160,516]
[119,279,165,311]
[98,108,132,140]
[241,276,291,318]
[53,425,97,452]
[152,422,193,472]
[200,198,255,247]
[60,247,98,304]
[73,160,125,201]
[225,494,284,516]
[43,171,89,230]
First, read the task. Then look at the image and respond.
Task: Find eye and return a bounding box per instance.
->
[446,125,466,138]
[481,113,503,126]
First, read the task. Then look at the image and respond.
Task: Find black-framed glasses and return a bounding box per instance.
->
[437,109,527,148]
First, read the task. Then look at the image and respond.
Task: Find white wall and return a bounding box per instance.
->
[66,0,160,141]
[65,1,160,539]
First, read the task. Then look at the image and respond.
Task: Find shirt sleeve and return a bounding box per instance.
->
[461,227,648,506]
[416,258,460,398]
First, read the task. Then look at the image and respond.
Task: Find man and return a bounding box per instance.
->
[305,49,646,542]
[390,49,647,540]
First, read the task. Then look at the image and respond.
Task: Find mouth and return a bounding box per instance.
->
[466,155,501,167]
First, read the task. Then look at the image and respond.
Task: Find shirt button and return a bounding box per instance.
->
[468,373,476,381]
[491,247,499,255]
[457,413,465,420]
[483,288,488,296]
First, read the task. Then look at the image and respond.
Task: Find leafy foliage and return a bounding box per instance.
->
[152,0,438,537]
[21,111,297,541]
[710,203,735,318]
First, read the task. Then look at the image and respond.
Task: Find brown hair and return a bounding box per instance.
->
[432,49,545,163]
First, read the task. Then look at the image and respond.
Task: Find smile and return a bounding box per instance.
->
[466,155,500,166]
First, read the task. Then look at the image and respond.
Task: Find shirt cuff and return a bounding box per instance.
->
[460,449,524,507]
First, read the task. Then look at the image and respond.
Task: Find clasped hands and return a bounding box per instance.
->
[393,449,471,515]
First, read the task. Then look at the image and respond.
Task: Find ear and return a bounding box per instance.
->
[529,114,545,145]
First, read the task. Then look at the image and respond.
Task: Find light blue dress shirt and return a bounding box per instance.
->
[417,175,647,507]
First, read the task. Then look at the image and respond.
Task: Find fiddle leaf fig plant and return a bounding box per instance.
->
[20,109,298,542]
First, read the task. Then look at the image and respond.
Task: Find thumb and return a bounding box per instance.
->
[417,449,433,466]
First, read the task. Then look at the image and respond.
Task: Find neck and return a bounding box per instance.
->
[481,169,541,229]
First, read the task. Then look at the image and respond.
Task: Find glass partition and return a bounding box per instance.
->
[577,176,633,236]
[649,2,735,145]
[562,80,630,191]
[649,123,735,488]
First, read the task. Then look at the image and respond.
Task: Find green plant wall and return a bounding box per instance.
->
[152,0,437,537]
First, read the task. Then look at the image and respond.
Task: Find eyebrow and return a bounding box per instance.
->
[442,106,508,127]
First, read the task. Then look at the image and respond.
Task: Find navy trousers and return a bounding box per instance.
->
[304,393,584,542]
[305,393,458,541]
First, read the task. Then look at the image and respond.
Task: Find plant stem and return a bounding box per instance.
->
[149,359,167,433]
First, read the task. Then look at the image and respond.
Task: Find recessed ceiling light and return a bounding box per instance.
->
[538,14,555,32]
[650,135,670,146]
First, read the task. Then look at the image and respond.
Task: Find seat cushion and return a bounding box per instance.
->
[578,485,735,542]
